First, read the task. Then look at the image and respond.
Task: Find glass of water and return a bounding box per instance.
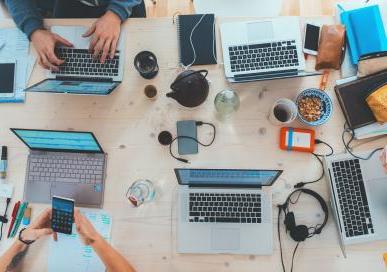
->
[214,89,240,119]
[126,179,156,207]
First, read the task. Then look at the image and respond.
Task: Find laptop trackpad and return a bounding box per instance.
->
[211,228,240,250]
[247,21,274,42]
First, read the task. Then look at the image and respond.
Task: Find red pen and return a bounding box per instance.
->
[7,201,20,238]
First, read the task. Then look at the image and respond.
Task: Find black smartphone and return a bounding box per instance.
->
[0,62,16,97]
[303,23,320,55]
[51,196,74,234]
[177,120,198,155]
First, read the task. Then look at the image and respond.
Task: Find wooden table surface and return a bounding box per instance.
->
[0,17,386,272]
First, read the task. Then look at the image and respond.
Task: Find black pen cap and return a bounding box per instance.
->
[1,146,7,160]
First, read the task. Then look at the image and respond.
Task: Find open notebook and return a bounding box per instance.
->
[48,210,112,272]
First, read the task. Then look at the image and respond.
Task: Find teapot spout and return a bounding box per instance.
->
[166,92,176,99]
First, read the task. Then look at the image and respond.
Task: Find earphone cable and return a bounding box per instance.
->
[290,242,300,272]
[277,206,286,272]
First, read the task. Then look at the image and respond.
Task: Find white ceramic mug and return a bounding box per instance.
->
[268,98,298,126]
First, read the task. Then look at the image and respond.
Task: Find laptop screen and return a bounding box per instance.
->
[175,169,282,187]
[11,129,103,153]
[25,79,119,95]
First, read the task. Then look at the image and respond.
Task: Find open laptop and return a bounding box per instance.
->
[175,168,282,255]
[11,128,107,208]
[220,17,319,82]
[25,26,124,95]
[324,150,387,247]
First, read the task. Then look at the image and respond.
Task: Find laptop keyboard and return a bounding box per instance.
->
[53,47,120,77]
[332,159,374,238]
[228,40,299,73]
[28,154,104,184]
[189,192,262,223]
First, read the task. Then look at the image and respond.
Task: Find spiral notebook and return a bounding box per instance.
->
[177,14,217,66]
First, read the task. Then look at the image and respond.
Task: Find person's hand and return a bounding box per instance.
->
[83,11,121,63]
[74,209,101,245]
[20,208,57,242]
[380,146,387,173]
[31,29,73,71]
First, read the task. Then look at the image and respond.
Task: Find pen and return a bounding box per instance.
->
[10,202,28,238]
[7,201,20,238]
[0,146,7,179]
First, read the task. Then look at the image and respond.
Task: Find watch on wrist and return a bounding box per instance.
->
[18,228,35,245]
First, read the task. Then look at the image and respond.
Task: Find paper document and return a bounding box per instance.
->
[354,123,387,139]
[0,28,35,103]
[48,210,112,272]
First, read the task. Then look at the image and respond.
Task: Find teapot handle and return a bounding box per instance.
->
[170,69,209,90]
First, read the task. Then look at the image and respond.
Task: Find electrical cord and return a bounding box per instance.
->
[294,139,334,188]
[277,206,286,272]
[290,242,300,272]
[342,122,384,160]
[0,198,11,240]
[181,14,218,70]
[169,121,216,163]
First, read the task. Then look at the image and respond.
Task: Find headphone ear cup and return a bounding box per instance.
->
[290,225,309,242]
[284,212,296,231]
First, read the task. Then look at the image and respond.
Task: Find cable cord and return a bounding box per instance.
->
[182,14,218,70]
[290,242,300,272]
[342,122,384,160]
[294,139,334,188]
[169,122,216,163]
[0,198,11,240]
[278,207,286,272]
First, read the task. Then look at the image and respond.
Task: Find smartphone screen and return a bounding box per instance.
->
[51,196,74,234]
[304,24,320,52]
[0,63,15,94]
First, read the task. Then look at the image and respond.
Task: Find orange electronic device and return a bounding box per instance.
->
[280,127,315,153]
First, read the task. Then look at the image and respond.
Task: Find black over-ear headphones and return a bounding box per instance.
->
[280,188,328,242]
[277,189,328,272]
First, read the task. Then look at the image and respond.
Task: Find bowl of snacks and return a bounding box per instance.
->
[296,88,333,126]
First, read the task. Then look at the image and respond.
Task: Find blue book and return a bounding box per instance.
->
[340,5,387,64]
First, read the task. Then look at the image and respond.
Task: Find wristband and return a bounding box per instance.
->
[18,228,35,245]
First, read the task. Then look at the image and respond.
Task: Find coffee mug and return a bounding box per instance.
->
[268,98,298,126]
[144,85,158,100]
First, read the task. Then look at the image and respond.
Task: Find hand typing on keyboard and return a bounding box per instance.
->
[30,29,74,71]
[82,11,122,63]
[381,146,387,173]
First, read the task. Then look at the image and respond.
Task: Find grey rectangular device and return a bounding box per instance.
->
[220,17,320,82]
[324,150,387,248]
[10,128,107,208]
[175,168,282,255]
[177,120,198,155]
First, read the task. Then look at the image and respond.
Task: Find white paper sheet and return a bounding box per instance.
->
[0,28,35,103]
[48,210,112,272]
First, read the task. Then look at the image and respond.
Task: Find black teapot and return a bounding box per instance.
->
[166,70,209,108]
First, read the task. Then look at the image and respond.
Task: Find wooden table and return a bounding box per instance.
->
[0,17,386,272]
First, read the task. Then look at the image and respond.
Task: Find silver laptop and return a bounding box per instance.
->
[175,168,282,255]
[324,150,387,247]
[220,17,318,82]
[25,26,124,95]
[11,128,107,208]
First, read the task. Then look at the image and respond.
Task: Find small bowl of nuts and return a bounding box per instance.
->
[296,88,333,126]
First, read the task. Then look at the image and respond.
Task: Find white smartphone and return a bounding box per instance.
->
[0,59,16,98]
[303,23,320,56]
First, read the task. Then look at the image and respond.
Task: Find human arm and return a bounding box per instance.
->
[74,210,136,272]
[83,0,142,63]
[4,0,44,39]
[0,209,56,272]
